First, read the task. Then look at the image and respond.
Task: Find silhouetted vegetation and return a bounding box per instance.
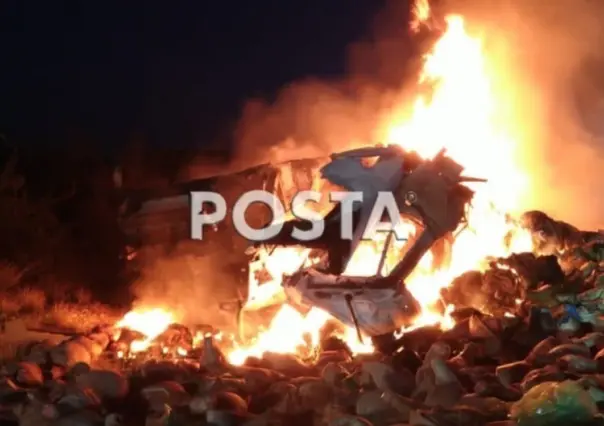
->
[0,137,127,306]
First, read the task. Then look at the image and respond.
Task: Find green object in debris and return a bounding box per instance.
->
[581,262,597,278]
[585,244,600,260]
[578,286,604,304]
[510,380,598,426]
[342,373,360,391]
[526,285,559,308]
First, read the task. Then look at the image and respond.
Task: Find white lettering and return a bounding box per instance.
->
[330,191,363,240]
[190,192,227,240]
[291,191,325,241]
[232,190,285,241]
[362,192,406,240]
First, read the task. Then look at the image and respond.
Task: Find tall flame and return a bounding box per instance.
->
[227,3,533,363]
[380,13,534,318]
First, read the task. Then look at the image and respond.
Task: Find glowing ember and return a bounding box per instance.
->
[115,308,174,353]
[226,305,374,365]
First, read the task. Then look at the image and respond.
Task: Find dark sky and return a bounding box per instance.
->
[0,0,388,152]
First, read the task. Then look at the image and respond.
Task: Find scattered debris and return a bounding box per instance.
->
[0,210,602,426]
[3,148,604,425]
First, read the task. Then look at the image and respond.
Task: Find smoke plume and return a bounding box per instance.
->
[220,1,418,170]
[228,0,604,229]
[441,0,604,229]
[129,243,243,328]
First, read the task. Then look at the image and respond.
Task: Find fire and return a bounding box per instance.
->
[245,246,314,310]
[227,305,372,366]
[115,1,536,363]
[226,4,534,361]
[115,308,175,353]
[381,13,533,315]
[411,0,431,31]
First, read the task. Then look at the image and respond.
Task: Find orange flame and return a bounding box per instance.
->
[116,308,174,353]
[226,4,534,363]
[411,0,431,31]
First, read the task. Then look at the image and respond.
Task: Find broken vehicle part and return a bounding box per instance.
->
[283,268,423,337]
[278,147,483,337]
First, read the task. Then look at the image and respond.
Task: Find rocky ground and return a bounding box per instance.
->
[0,211,604,426]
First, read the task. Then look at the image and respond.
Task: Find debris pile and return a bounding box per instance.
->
[1,214,604,426]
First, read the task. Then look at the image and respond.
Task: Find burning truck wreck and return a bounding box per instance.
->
[5,2,604,425]
[245,144,483,349]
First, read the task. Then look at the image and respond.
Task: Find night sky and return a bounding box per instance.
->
[0,0,388,152]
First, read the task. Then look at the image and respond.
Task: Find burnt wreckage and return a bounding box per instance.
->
[247,145,486,349]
